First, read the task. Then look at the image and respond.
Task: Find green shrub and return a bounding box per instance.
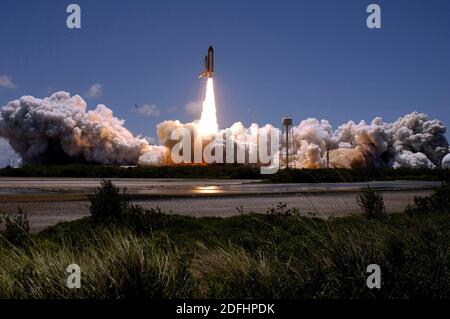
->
[88,179,169,233]
[266,202,299,217]
[357,187,387,220]
[127,205,167,234]
[88,179,130,223]
[406,183,450,215]
[0,208,31,247]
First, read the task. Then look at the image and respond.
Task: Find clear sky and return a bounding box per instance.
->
[0,0,449,145]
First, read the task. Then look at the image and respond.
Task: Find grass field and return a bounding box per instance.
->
[0,182,449,299]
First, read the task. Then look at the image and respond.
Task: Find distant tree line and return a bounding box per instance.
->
[0,164,449,182]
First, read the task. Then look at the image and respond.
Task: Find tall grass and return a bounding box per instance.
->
[0,230,191,298]
[0,208,31,247]
[0,182,449,299]
[191,244,304,299]
[1,212,448,298]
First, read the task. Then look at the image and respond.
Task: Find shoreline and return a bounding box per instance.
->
[0,189,433,233]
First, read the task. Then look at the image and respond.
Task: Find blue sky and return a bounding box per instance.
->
[0,0,449,144]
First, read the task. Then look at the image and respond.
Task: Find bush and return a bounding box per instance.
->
[88,179,169,232]
[266,202,299,217]
[0,208,31,247]
[88,179,130,224]
[357,187,387,220]
[127,205,167,234]
[406,183,450,215]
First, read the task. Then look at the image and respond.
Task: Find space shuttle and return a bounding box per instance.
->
[198,46,214,79]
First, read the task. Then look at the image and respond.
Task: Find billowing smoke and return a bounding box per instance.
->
[148,120,279,166]
[0,92,151,165]
[0,91,448,169]
[291,113,449,169]
[443,154,450,169]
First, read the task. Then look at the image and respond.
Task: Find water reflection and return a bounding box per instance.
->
[194,185,221,195]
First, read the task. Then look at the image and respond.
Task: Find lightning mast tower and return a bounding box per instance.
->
[281,117,293,169]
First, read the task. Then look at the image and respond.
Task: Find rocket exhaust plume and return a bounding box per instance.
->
[198,78,218,137]
[198,46,218,137]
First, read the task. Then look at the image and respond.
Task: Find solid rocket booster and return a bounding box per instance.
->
[198,46,214,78]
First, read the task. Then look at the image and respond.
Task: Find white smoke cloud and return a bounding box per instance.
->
[0,92,447,170]
[184,101,202,117]
[85,83,103,99]
[442,153,450,169]
[147,120,198,165]
[290,112,448,169]
[0,92,151,165]
[0,75,16,89]
[134,104,160,117]
[138,145,168,166]
[291,118,332,169]
[0,137,20,167]
[143,136,157,145]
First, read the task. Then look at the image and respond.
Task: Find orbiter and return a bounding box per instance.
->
[198,46,214,79]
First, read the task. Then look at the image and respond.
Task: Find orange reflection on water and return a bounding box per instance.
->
[194,185,221,195]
